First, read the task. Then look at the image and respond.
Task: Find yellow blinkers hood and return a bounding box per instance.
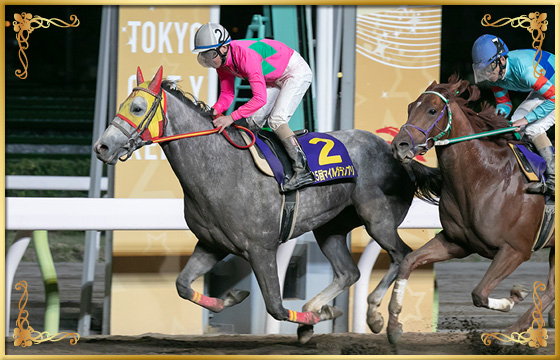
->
[116,66,167,141]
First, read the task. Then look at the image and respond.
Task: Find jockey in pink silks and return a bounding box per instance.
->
[192,23,314,192]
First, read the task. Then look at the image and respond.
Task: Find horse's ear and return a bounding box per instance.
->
[136,67,144,85]
[426,80,438,90]
[148,66,163,94]
[450,78,470,97]
[447,73,459,84]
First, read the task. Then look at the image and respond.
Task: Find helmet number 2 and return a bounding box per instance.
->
[214,28,226,43]
[309,138,342,165]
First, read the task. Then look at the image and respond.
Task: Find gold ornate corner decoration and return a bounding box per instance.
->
[13,281,80,347]
[481,12,548,78]
[481,281,548,348]
[12,12,80,79]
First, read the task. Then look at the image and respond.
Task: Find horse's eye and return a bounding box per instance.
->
[429,109,437,115]
[130,97,147,115]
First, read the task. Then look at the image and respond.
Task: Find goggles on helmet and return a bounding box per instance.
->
[197,49,220,68]
[472,59,499,83]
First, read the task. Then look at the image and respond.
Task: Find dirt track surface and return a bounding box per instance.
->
[6,258,554,357]
[5,331,555,356]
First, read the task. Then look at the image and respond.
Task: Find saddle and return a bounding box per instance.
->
[239,128,358,244]
[508,143,554,251]
[509,143,546,182]
[240,128,358,186]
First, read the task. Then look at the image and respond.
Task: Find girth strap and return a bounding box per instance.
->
[532,202,554,252]
[280,190,299,243]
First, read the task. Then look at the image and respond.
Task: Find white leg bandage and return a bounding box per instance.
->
[394,279,408,305]
[487,297,514,312]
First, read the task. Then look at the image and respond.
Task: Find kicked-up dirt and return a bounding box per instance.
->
[5,329,555,357]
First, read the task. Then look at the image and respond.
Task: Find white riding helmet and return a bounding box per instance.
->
[192,23,231,54]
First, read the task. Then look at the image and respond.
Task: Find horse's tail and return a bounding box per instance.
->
[408,160,441,205]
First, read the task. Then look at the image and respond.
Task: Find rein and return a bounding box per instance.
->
[114,87,255,161]
[434,127,518,146]
[151,123,256,149]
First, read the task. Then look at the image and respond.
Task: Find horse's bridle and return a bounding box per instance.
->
[112,86,167,161]
[110,86,256,162]
[400,90,453,153]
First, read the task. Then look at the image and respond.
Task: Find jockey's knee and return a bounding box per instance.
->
[531,132,554,149]
[269,119,289,133]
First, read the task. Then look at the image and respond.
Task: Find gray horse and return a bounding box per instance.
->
[94,66,440,342]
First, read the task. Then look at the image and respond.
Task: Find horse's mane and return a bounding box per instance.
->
[429,74,520,145]
[161,80,214,119]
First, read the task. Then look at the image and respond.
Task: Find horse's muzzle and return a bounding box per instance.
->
[93,142,117,165]
[392,140,416,164]
[93,137,130,165]
[93,121,137,164]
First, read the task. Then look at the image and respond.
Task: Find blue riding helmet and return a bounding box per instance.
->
[472,35,509,83]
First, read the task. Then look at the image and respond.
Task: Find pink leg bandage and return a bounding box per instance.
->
[191,291,224,312]
[288,310,321,325]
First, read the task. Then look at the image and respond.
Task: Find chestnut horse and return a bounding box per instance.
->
[389,75,555,344]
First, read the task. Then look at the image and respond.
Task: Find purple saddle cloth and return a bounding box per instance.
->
[254,131,357,186]
[515,144,547,182]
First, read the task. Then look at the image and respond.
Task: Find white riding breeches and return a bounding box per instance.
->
[247,51,312,131]
[511,91,556,140]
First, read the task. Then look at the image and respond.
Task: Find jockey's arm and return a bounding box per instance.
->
[523,69,555,123]
[229,70,267,121]
[212,69,236,115]
[490,86,513,118]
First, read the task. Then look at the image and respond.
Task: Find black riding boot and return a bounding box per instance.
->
[281,135,315,192]
[527,146,555,197]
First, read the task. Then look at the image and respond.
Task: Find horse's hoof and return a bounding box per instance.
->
[297,325,314,344]
[387,324,403,345]
[548,312,555,328]
[367,312,384,334]
[511,284,529,302]
[319,305,343,321]
[223,289,250,307]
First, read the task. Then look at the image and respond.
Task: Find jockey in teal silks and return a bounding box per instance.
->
[472,34,556,197]
[192,23,314,192]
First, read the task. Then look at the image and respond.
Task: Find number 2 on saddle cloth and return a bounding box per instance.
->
[253,130,358,187]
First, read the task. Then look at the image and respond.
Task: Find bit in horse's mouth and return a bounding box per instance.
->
[97,148,125,165]
[398,150,415,163]
[397,152,414,164]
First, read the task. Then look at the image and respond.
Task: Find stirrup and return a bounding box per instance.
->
[281,172,315,192]
[527,182,547,195]
[545,182,555,197]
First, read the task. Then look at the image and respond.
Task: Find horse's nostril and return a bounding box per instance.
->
[398,141,410,149]
[95,143,109,154]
